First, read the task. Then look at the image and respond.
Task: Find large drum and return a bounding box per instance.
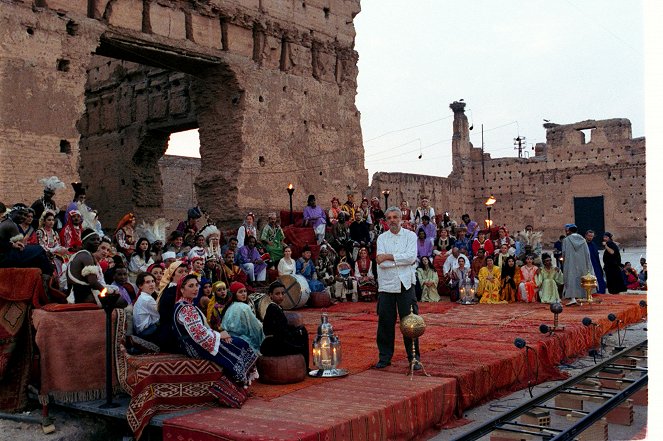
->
[278,274,310,310]
[255,294,272,321]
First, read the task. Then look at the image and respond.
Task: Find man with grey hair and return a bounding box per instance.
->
[374,206,420,369]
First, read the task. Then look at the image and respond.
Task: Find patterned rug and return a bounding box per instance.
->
[163,293,646,440]
[114,309,247,439]
[0,268,41,412]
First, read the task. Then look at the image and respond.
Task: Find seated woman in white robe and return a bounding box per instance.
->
[276,245,311,296]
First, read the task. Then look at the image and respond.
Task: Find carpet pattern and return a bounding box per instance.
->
[114,309,246,439]
[163,294,646,440]
[0,268,41,411]
[164,371,457,441]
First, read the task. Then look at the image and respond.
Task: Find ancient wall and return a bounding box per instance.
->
[0,0,367,228]
[158,154,200,226]
[368,102,646,246]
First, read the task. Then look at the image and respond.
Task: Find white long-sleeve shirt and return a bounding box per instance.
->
[133,292,160,333]
[376,227,417,293]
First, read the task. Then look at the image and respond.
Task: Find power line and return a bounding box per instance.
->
[363,115,453,143]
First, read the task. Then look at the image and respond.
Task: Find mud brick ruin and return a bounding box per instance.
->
[0,0,367,226]
[367,102,646,245]
[0,3,645,244]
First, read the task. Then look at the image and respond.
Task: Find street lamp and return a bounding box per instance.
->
[484,195,496,229]
[381,189,390,208]
[287,184,295,225]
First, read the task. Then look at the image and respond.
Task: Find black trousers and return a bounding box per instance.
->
[376,284,420,363]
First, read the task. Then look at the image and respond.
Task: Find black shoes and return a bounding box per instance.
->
[373,361,391,369]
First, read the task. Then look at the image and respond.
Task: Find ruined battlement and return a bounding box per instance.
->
[368,104,646,246]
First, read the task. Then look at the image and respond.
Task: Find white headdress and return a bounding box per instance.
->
[199,224,220,240]
[517,230,543,247]
[135,218,169,244]
[39,176,65,191]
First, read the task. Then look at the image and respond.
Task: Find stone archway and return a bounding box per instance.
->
[79,34,244,225]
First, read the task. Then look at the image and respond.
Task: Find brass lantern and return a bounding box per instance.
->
[399,306,430,379]
[310,313,347,377]
[580,272,600,304]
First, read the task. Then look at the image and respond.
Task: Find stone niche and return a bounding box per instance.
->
[0,0,367,228]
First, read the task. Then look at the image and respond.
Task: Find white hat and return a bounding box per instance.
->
[162,251,177,260]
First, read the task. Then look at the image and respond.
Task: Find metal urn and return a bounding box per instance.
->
[580,272,600,304]
[399,306,429,379]
[310,313,348,377]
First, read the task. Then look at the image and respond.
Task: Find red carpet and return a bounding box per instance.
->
[163,294,646,440]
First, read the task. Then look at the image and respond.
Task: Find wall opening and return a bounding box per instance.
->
[577,127,595,144]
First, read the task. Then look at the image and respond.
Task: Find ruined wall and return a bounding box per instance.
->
[368,102,646,246]
[1,0,367,228]
[80,56,198,222]
[158,154,200,226]
[0,5,104,208]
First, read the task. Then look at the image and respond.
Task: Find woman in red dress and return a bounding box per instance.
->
[355,247,377,301]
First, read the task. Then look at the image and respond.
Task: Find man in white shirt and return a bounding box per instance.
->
[442,246,462,276]
[374,206,420,369]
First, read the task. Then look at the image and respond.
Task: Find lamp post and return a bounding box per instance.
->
[484,195,496,229]
[98,288,121,409]
[287,183,295,225]
[381,189,390,208]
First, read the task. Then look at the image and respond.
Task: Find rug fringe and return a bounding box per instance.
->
[38,385,123,405]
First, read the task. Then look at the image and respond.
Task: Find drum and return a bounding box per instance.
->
[278,274,310,310]
[255,294,273,321]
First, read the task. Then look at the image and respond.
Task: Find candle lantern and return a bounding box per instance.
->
[98,288,121,409]
[310,313,347,377]
[459,282,477,305]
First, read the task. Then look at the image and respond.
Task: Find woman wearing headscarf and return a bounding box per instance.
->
[236,213,256,249]
[260,281,310,373]
[206,281,231,332]
[478,256,503,304]
[115,213,136,258]
[328,197,342,225]
[602,232,626,294]
[518,255,539,302]
[218,282,264,353]
[499,255,521,303]
[155,260,189,352]
[173,274,258,388]
[355,247,377,301]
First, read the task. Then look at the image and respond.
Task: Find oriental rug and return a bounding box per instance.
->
[32,307,119,405]
[0,268,39,411]
[163,293,646,440]
[114,309,247,439]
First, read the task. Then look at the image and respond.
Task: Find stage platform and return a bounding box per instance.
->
[159,293,646,441]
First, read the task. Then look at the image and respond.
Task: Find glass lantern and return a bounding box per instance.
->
[310,313,347,377]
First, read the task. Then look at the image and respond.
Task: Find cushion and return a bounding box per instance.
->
[257,354,306,384]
